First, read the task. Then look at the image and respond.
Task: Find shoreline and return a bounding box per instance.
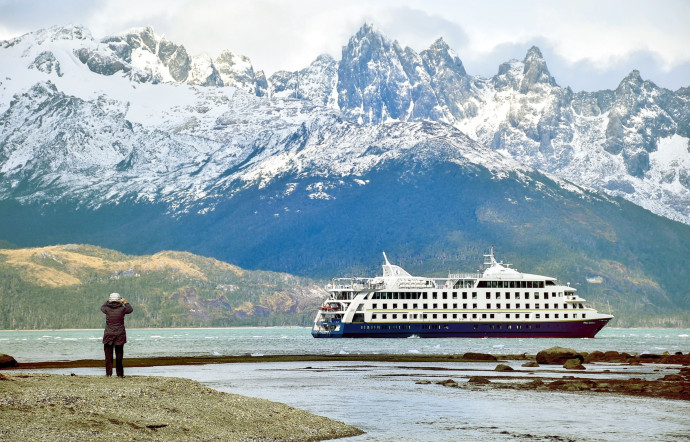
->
[0,373,364,441]
[5,350,688,402]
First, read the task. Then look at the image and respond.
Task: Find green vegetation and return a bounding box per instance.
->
[0,245,325,330]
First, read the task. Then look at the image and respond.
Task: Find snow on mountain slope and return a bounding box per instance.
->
[1,25,543,216]
[1,23,688,225]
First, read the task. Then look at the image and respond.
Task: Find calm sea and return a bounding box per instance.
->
[3,327,690,441]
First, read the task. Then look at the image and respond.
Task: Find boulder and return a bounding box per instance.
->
[522,361,540,368]
[536,346,584,365]
[563,358,586,370]
[0,354,18,369]
[462,352,497,361]
[436,379,458,387]
[494,364,514,372]
[468,376,491,384]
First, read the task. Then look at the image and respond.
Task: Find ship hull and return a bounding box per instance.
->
[312,317,611,338]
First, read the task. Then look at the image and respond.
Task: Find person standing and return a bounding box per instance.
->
[101,292,133,377]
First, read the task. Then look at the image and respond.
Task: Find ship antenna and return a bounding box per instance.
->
[383,252,390,265]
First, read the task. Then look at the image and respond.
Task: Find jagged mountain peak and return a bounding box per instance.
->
[421,37,467,78]
[520,45,557,92]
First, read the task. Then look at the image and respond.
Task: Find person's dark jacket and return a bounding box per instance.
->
[101,301,133,345]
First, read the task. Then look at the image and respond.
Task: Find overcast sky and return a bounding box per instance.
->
[1,0,688,92]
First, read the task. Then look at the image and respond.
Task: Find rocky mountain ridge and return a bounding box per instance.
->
[3,23,688,224]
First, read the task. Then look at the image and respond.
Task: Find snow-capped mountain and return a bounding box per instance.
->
[2,24,690,323]
[3,23,689,225]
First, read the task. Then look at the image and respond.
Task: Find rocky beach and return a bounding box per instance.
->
[0,372,363,441]
[2,346,689,440]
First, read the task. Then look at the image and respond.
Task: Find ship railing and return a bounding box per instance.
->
[328,278,384,291]
[447,273,482,279]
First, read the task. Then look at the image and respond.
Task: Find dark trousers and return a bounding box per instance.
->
[104,343,125,377]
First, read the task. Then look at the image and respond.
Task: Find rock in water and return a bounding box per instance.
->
[0,354,18,368]
[563,358,586,370]
[536,346,584,365]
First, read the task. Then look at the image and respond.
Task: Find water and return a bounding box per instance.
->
[1,327,689,363]
[2,327,690,440]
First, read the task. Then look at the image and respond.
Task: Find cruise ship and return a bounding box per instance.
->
[312,248,613,338]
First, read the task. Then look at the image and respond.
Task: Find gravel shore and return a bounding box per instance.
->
[0,373,363,441]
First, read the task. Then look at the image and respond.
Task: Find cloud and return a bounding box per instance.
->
[0,0,688,90]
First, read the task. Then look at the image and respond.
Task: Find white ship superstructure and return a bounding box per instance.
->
[312,248,613,338]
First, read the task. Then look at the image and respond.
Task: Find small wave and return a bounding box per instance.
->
[408,349,420,353]
[679,334,689,338]
[212,351,221,356]
[150,335,163,338]
[339,350,349,355]
[250,353,264,357]
[407,334,420,339]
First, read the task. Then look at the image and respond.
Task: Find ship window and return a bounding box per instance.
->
[433,304,438,309]
[423,304,428,309]
[487,303,491,309]
[462,314,467,319]
[473,304,477,309]
[535,304,539,309]
[372,314,377,319]
[552,292,556,298]
[516,314,520,318]
[545,314,549,319]
[525,314,530,318]
[491,281,497,288]
[403,314,407,319]
[496,292,501,299]
[382,314,387,319]
[506,303,510,309]
[486,293,491,299]
[482,314,487,319]
[423,314,427,319]
[490,314,495,319]
[472,292,477,299]
[433,292,438,299]
[383,304,388,309]
[403,303,408,309]
[442,292,447,299]
[472,314,477,319]
[392,314,397,319]
[564,314,568,318]
[462,292,468,299]
[463,303,467,309]
[525,293,530,299]
[527,281,533,288]
[516,303,520,309]
[373,304,377,309]
[453,303,457,309]
[545,304,549,309]
[573,314,578,319]
[413,304,418,309]
[515,293,521,299]
[583,314,586,318]
[432,314,437,319]
[555,314,559,318]
[510,281,515,288]
[526,303,530,309]
[452,292,457,299]
[497,303,501,309]
[506,314,511,319]
[393,304,397,309]
[442,314,447,319]
[443,303,448,309]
